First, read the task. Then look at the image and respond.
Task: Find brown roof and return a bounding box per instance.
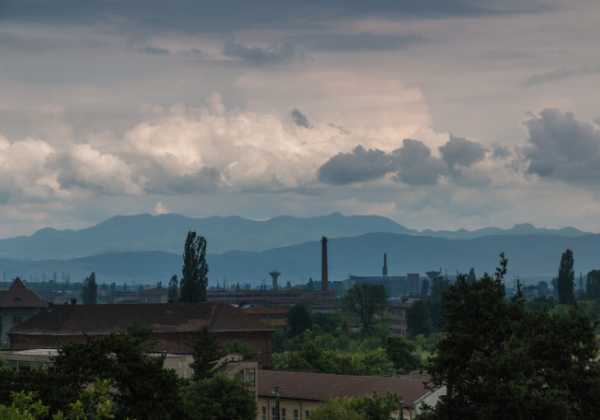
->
[10,303,273,336]
[258,370,432,407]
[243,306,290,316]
[0,279,47,308]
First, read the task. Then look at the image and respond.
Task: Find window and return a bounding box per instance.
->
[281,408,287,420]
[305,410,310,418]
[262,407,267,420]
[293,409,299,420]
[272,407,277,419]
[246,368,256,385]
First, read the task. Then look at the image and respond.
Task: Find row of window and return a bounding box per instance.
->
[262,406,310,420]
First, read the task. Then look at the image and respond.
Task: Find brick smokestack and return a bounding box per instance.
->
[321,236,328,291]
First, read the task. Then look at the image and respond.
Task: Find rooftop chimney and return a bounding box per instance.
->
[383,253,388,277]
[321,236,328,291]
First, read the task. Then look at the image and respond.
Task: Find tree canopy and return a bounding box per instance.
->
[343,284,387,333]
[287,304,313,338]
[425,253,600,420]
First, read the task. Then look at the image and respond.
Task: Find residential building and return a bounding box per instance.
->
[0,278,47,347]
[257,370,445,420]
[8,302,274,367]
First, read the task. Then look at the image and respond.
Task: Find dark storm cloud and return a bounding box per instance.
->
[318,136,488,186]
[391,139,448,185]
[223,39,301,66]
[1,1,554,34]
[524,109,600,184]
[291,109,311,128]
[318,146,391,185]
[439,135,487,168]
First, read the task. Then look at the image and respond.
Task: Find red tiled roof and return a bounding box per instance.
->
[258,370,432,407]
[0,279,47,308]
[10,303,273,336]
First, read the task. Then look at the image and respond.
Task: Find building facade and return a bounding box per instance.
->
[0,279,47,347]
[257,370,444,420]
[9,302,274,367]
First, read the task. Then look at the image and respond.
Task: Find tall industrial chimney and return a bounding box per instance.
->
[321,236,328,291]
[382,253,388,277]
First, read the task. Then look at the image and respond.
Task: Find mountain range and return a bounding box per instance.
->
[1,231,599,286]
[0,213,589,260]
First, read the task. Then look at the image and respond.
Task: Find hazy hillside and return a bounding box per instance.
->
[0,213,588,260]
[2,232,599,285]
[0,213,410,260]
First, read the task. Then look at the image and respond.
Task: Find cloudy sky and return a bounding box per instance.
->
[1,0,600,236]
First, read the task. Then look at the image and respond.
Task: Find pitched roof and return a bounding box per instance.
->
[258,370,432,407]
[0,279,47,308]
[10,303,273,336]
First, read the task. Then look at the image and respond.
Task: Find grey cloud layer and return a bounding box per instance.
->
[223,39,301,66]
[319,136,487,186]
[3,0,553,34]
[524,109,600,184]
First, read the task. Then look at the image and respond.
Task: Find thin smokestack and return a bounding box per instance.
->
[321,236,328,291]
[383,253,388,277]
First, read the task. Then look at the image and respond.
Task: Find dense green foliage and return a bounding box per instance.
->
[406,300,432,337]
[0,380,117,420]
[181,375,256,420]
[180,230,209,303]
[51,331,182,420]
[287,304,312,337]
[0,328,257,420]
[424,254,600,420]
[586,269,600,300]
[311,394,402,420]
[343,284,387,333]
[273,312,428,375]
[191,328,222,380]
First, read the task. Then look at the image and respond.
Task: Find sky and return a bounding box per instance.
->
[1,0,600,237]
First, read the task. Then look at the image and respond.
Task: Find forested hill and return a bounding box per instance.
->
[0,213,587,260]
[1,232,599,285]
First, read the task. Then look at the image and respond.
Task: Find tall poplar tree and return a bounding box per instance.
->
[557,249,576,305]
[180,231,209,303]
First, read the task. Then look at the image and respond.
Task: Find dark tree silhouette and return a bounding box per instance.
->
[557,249,575,305]
[287,304,313,338]
[180,231,208,303]
[167,275,179,303]
[586,270,600,300]
[81,272,98,305]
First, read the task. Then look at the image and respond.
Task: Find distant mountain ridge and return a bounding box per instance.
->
[0,212,589,260]
[1,232,599,285]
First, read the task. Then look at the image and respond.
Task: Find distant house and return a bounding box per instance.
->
[9,302,274,367]
[257,370,445,420]
[0,279,47,346]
